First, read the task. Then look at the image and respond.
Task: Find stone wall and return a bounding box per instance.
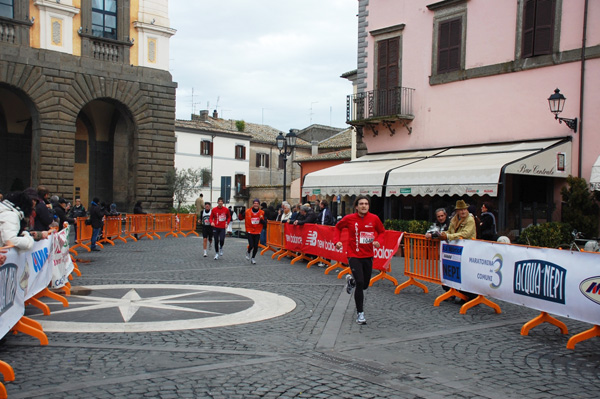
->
[0,44,177,211]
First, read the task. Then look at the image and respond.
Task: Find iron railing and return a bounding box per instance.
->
[346,87,414,123]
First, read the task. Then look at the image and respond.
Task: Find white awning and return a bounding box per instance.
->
[386,139,570,197]
[301,150,441,197]
[590,155,600,191]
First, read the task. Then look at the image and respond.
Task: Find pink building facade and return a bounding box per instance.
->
[303,0,599,235]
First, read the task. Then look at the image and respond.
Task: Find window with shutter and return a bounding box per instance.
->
[521,0,555,58]
[437,18,462,74]
[278,154,285,169]
[256,153,269,168]
[376,37,400,116]
[235,145,246,160]
[201,140,212,156]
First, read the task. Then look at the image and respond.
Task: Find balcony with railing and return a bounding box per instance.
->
[346,87,415,134]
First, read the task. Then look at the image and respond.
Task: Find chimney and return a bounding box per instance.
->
[311,140,319,156]
[199,110,209,121]
[213,109,218,119]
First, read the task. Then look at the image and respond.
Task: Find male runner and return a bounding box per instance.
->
[334,195,384,325]
[201,202,213,257]
[210,197,231,260]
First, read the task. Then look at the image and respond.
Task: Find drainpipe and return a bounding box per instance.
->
[578,0,588,178]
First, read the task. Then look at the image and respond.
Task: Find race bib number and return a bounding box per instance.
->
[251,217,260,225]
[218,214,226,222]
[359,231,374,244]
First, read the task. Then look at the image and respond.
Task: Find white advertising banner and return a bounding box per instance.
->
[440,240,600,326]
[0,248,25,338]
[49,226,74,289]
[22,238,54,301]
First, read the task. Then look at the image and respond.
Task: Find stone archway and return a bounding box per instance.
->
[75,99,137,211]
[0,85,39,193]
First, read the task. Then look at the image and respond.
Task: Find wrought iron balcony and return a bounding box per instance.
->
[346,87,415,126]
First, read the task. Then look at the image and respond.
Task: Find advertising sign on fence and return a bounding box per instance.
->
[441,239,600,325]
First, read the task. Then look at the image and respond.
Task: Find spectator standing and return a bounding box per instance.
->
[210,197,231,260]
[259,202,269,246]
[278,202,293,223]
[479,202,498,241]
[245,199,266,264]
[89,197,105,251]
[293,204,317,226]
[0,191,35,250]
[132,200,146,239]
[53,198,74,231]
[334,195,384,325]
[317,199,334,226]
[201,202,213,257]
[34,186,54,231]
[439,200,476,241]
[195,194,204,217]
[425,208,449,238]
[69,198,86,241]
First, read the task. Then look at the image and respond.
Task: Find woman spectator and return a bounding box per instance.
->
[0,191,35,250]
[479,202,498,241]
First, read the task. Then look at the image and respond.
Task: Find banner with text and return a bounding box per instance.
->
[0,248,26,338]
[49,226,74,289]
[283,224,403,271]
[440,239,600,325]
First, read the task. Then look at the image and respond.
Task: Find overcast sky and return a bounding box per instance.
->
[169,1,358,132]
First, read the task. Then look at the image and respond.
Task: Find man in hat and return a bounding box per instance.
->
[439,200,476,241]
[244,199,266,264]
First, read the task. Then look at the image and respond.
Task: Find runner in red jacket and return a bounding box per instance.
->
[244,199,266,264]
[334,195,384,325]
[210,197,231,259]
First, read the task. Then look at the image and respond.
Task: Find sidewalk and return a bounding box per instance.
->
[2,235,599,398]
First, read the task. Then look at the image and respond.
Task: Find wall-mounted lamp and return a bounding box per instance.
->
[548,88,578,133]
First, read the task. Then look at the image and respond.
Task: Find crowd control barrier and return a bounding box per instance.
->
[395,233,442,294]
[177,214,199,237]
[98,216,127,246]
[152,214,178,239]
[0,360,14,399]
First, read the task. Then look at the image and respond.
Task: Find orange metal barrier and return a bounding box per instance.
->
[11,316,48,346]
[395,233,441,294]
[152,214,178,239]
[177,214,199,237]
[261,221,282,256]
[124,214,153,241]
[0,360,14,399]
[98,216,126,246]
[71,217,95,252]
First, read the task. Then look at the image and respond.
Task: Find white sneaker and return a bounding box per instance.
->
[356,312,366,325]
[214,254,219,260]
[251,258,256,264]
[203,251,207,257]
[245,252,250,260]
[219,250,223,256]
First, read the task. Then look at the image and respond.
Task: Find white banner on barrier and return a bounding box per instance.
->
[0,249,26,338]
[441,240,600,326]
[23,238,54,301]
[50,226,74,289]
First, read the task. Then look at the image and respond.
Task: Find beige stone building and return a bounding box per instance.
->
[0,0,176,212]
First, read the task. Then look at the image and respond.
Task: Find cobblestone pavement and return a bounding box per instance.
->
[2,235,599,398]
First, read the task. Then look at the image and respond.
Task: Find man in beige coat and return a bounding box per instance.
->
[439,200,476,241]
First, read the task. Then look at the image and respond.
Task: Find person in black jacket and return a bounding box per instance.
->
[33,186,54,231]
[89,197,106,251]
[316,200,334,226]
[479,202,498,241]
[53,198,74,231]
[294,204,317,226]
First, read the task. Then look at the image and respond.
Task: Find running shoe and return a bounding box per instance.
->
[219,250,223,256]
[356,312,366,325]
[245,252,251,261]
[345,275,355,294]
[214,254,219,260]
[203,251,207,257]
[251,258,256,264]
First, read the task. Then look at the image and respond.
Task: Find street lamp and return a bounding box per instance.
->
[548,88,578,133]
[276,129,298,202]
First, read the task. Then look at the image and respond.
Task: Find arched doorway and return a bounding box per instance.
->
[75,99,137,211]
[0,85,37,193]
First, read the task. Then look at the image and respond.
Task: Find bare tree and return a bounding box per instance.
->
[166,167,210,211]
